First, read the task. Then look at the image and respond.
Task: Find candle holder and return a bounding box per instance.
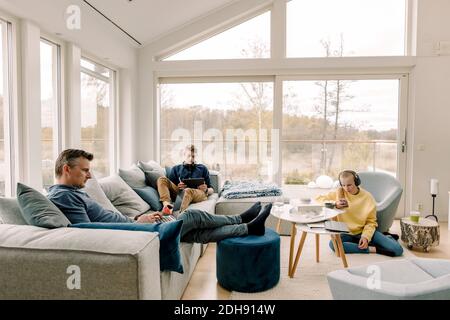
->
[425,194,438,222]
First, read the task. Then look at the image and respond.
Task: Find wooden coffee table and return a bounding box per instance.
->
[271,204,348,278]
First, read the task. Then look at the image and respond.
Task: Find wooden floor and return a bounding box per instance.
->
[181,220,450,300]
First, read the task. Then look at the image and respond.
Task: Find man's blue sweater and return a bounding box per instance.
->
[47,184,133,224]
[168,163,212,189]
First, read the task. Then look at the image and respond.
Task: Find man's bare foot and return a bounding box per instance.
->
[369,246,376,253]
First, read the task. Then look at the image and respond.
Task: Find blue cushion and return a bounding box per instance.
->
[216,228,280,293]
[133,186,163,211]
[165,166,172,178]
[69,220,184,273]
[17,183,71,228]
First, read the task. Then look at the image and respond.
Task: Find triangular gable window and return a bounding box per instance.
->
[164,11,270,60]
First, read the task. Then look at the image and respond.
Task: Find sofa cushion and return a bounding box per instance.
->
[0,197,28,225]
[98,175,150,217]
[82,175,120,214]
[138,160,166,177]
[70,220,184,273]
[118,164,147,189]
[347,259,434,284]
[17,183,71,228]
[133,186,163,211]
[165,166,173,179]
[143,170,165,190]
[411,258,450,278]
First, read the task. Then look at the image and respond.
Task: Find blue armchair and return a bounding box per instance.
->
[358,171,403,233]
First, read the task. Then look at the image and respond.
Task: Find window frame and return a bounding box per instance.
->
[157,76,275,169]
[80,55,118,176]
[156,6,272,61]
[276,73,408,181]
[39,37,63,190]
[0,16,16,197]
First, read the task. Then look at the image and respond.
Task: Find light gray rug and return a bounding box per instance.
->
[230,234,414,300]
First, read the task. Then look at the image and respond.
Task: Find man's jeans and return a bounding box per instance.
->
[177,209,247,244]
[329,231,403,256]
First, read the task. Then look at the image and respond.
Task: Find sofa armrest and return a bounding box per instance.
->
[328,269,450,300]
[0,224,161,299]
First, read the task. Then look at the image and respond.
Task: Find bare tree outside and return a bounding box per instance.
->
[313,35,371,176]
[235,37,272,179]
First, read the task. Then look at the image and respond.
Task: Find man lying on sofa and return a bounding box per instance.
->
[47,149,271,243]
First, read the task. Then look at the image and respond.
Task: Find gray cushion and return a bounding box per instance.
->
[133,186,163,211]
[411,258,450,278]
[82,175,121,214]
[98,175,150,217]
[347,259,434,284]
[143,170,165,189]
[118,164,147,189]
[16,183,71,228]
[0,197,28,225]
[138,160,166,177]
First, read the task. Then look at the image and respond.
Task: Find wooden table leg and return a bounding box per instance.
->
[290,231,308,278]
[276,218,282,234]
[335,234,348,268]
[315,234,320,263]
[331,234,340,257]
[288,223,297,277]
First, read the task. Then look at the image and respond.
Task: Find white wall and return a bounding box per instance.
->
[136,50,156,162]
[406,0,450,221]
[19,21,42,190]
[118,62,138,168]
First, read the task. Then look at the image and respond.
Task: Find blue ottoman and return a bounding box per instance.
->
[216,228,280,293]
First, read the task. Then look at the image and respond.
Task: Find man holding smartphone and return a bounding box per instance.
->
[157,144,214,215]
[316,170,403,257]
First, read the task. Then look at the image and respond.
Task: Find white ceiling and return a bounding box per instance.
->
[85,0,237,46]
[0,0,239,66]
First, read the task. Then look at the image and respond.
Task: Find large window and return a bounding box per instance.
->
[160,81,274,181]
[80,58,115,178]
[0,19,11,197]
[282,78,400,187]
[164,11,271,60]
[40,39,60,191]
[287,0,406,57]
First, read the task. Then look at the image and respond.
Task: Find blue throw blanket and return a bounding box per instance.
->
[221,181,282,199]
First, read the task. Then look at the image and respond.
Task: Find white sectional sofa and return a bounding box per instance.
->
[0,171,222,300]
[0,169,283,299]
